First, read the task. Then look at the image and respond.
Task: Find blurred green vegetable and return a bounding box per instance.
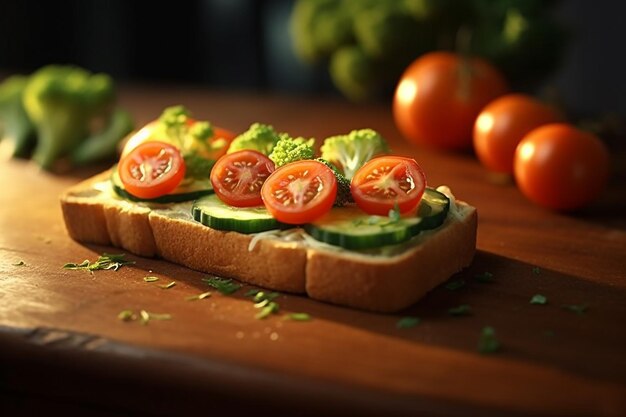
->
[0,75,35,158]
[320,128,389,180]
[290,0,566,101]
[0,65,133,170]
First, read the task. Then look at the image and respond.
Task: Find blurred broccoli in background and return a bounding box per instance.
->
[0,65,133,170]
[290,0,566,101]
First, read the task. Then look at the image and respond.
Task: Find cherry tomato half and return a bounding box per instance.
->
[514,123,610,211]
[261,160,337,224]
[393,51,508,151]
[351,156,426,216]
[210,150,275,207]
[473,94,564,173]
[118,141,186,199]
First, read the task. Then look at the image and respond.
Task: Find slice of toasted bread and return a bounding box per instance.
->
[60,169,477,312]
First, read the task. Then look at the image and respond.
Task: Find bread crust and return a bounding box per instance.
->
[60,170,477,312]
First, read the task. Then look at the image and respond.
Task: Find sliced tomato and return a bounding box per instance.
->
[261,160,337,224]
[118,141,186,199]
[351,156,426,216]
[210,150,275,207]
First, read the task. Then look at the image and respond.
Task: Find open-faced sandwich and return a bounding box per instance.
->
[61,106,477,312]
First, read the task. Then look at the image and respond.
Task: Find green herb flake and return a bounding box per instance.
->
[478,326,500,354]
[117,310,135,322]
[12,260,26,266]
[159,281,176,290]
[244,289,261,297]
[445,279,466,291]
[530,294,548,305]
[255,301,280,320]
[388,202,401,223]
[285,313,311,321]
[475,271,494,283]
[202,276,242,295]
[532,266,541,275]
[396,316,420,329]
[448,304,472,316]
[143,276,159,283]
[253,291,279,303]
[63,253,135,273]
[562,303,588,315]
[186,291,212,301]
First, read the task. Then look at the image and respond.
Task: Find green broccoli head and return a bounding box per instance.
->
[269,134,315,167]
[320,128,389,180]
[227,123,281,156]
[0,75,35,158]
[316,158,354,207]
[23,65,115,169]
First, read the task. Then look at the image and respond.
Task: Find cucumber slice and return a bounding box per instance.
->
[192,194,281,234]
[111,169,213,203]
[304,188,450,250]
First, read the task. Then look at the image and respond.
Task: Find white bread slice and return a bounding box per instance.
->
[60,170,477,312]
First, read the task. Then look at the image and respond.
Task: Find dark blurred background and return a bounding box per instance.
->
[0,0,624,117]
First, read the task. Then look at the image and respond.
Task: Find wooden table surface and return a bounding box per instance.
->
[1,86,625,416]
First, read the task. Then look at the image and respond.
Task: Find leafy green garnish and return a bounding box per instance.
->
[445,279,466,291]
[159,281,176,290]
[475,272,494,283]
[532,266,541,275]
[202,276,242,295]
[562,303,588,315]
[285,313,311,321]
[185,291,212,301]
[244,289,261,297]
[530,294,548,305]
[253,291,279,303]
[396,316,420,329]
[12,260,26,266]
[388,202,401,223]
[63,253,134,273]
[478,326,500,354]
[448,304,472,316]
[143,276,159,283]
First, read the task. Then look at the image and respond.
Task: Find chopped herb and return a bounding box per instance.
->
[445,279,466,291]
[186,291,212,301]
[159,281,176,290]
[562,304,588,315]
[253,291,279,303]
[12,260,26,266]
[475,271,494,283]
[139,310,172,325]
[63,253,134,273]
[478,326,500,354]
[202,276,242,295]
[396,316,420,329]
[532,266,541,275]
[448,304,472,316]
[530,294,548,305]
[286,313,311,321]
[351,218,364,227]
[117,310,135,322]
[255,301,280,319]
[244,289,261,297]
[143,276,159,283]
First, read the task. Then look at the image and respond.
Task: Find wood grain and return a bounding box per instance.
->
[1,87,625,416]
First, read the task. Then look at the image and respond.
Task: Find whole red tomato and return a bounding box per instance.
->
[514,123,610,211]
[393,51,508,151]
[473,94,564,174]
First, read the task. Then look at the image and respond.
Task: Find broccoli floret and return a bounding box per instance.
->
[316,158,353,207]
[0,75,35,158]
[227,123,281,156]
[320,128,389,180]
[269,134,315,167]
[70,108,134,166]
[23,65,115,170]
